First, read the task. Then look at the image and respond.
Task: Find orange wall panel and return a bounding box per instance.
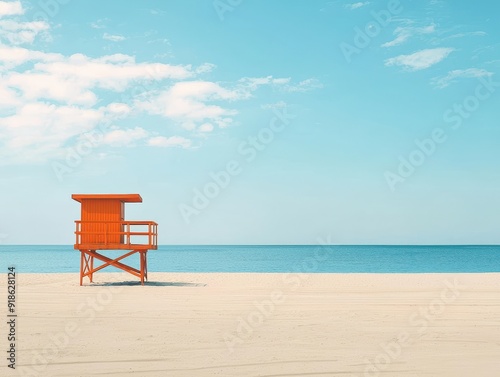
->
[81,200,124,244]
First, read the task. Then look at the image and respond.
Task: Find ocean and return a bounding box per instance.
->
[0,245,499,273]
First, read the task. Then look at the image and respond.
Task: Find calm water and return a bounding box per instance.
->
[0,245,499,273]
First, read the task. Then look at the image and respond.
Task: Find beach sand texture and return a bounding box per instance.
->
[2,272,500,376]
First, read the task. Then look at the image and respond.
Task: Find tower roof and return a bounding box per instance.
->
[71,194,143,203]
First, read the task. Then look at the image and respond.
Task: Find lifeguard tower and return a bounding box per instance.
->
[72,194,158,286]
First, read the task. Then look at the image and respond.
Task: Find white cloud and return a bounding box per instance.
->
[34,53,193,91]
[432,68,493,88]
[102,127,149,147]
[106,102,131,116]
[214,118,233,128]
[6,72,98,105]
[198,123,214,133]
[0,1,23,16]
[345,2,370,10]
[0,82,21,108]
[0,45,62,69]
[382,24,435,47]
[103,33,126,42]
[0,103,106,163]
[385,48,454,71]
[148,136,192,148]
[0,19,49,44]
[1,51,195,108]
[0,35,216,163]
[0,8,313,164]
[137,81,243,129]
[0,101,132,164]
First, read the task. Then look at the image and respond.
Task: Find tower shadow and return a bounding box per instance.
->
[88,280,206,287]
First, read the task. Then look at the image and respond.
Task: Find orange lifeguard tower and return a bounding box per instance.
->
[72,194,158,286]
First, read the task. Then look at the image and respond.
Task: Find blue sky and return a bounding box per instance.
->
[0,0,499,245]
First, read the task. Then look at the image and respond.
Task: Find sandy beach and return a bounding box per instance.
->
[2,272,500,377]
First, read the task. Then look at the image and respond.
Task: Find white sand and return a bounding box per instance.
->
[2,272,500,376]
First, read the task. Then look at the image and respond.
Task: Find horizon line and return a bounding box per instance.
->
[1,244,499,247]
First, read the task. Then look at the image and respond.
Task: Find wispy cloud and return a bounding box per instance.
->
[147,37,170,45]
[442,31,486,41]
[385,47,454,71]
[195,63,216,74]
[102,126,192,149]
[284,78,323,92]
[102,127,149,147]
[261,101,287,110]
[103,33,126,42]
[485,59,500,66]
[345,2,370,10]
[238,76,291,91]
[148,136,192,148]
[198,123,214,133]
[150,8,167,16]
[382,24,435,47]
[90,19,108,29]
[432,68,493,88]
[237,76,323,93]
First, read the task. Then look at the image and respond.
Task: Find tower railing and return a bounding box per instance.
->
[75,220,158,249]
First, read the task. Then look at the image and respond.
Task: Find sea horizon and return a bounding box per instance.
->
[2,244,499,274]
[2,243,500,246]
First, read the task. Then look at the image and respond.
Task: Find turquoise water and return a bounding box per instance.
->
[0,245,499,273]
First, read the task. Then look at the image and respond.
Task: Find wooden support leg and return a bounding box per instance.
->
[80,251,84,286]
[140,251,145,286]
[89,251,94,283]
[80,250,93,286]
